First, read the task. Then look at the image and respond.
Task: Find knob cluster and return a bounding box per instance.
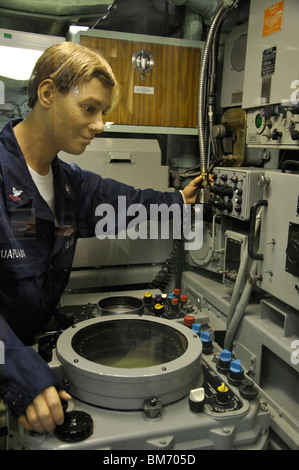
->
[189,347,259,414]
[211,172,244,216]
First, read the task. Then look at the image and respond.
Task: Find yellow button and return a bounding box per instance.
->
[217,382,228,393]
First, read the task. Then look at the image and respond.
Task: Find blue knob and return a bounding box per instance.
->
[217,349,232,373]
[200,330,213,354]
[200,331,210,342]
[230,359,243,373]
[220,349,232,362]
[191,323,201,334]
[228,359,245,385]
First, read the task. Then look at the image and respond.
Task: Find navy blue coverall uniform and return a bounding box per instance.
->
[0,119,183,417]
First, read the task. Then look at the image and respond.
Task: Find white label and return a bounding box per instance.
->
[134,85,154,95]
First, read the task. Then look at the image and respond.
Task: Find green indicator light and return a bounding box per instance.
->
[255,113,263,129]
[4,33,12,39]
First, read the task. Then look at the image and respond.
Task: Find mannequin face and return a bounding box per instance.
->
[46,77,112,155]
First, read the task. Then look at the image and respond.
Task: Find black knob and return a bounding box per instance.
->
[54,411,93,442]
[212,184,221,196]
[272,129,282,140]
[213,199,225,210]
[223,185,233,198]
[38,340,53,363]
[58,312,75,329]
[291,130,299,141]
[261,105,276,118]
[239,378,258,401]
[38,334,59,363]
[224,200,233,212]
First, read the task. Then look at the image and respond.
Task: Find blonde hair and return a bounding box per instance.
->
[27,42,119,110]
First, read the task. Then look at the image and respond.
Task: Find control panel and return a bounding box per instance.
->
[6,310,269,450]
[210,167,265,220]
[247,107,299,148]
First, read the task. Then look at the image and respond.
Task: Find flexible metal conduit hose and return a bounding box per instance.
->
[197,3,229,178]
[226,238,249,327]
[224,207,264,351]
[224,259,258,351]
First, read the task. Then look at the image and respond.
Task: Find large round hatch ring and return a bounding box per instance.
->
[56,315,203,410]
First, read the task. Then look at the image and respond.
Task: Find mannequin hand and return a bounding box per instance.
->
[181,175,203,204]
[18,387,72,433]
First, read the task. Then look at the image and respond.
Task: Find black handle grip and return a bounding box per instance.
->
[248,200,268,260]
[281,160,299,173]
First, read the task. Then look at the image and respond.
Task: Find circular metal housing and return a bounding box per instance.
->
[97,295,144,316]
[56,315,203,410]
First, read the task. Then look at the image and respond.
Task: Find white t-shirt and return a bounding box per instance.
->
[27,165,55,213]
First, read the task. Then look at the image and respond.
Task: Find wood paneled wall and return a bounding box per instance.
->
[81,35,200,128]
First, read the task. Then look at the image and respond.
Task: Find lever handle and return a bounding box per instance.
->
[248,200,268,260]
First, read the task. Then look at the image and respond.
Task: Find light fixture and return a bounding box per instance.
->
[69,25,89,34]
[0,28,65,82]
[0,45,44,80]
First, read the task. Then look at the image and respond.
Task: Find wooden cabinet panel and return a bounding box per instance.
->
[80,34,200,128]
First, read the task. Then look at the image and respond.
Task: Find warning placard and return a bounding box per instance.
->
[263,1,284,37]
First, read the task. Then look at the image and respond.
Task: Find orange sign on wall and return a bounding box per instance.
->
[263,1,284,37]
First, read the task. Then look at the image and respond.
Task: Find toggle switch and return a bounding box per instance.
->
[189,387,205,413]
[228,359,244,385]
[200,331,213,354]
[215,382,231,406]
[216,349,232,374]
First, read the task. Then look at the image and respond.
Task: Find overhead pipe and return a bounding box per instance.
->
[183,8,203,41]
[170,0,223,20]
